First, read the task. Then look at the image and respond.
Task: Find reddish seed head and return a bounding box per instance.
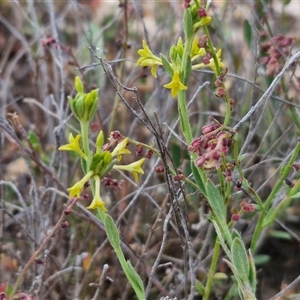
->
[285,178,294,188]
[231,214,240,222]
[35,258,44,265]
[292,162,300,171]
[111,130,122,140]
[198,35,208,48]
[247,204,255,212]
[236,180,242,189]
[198,8,207,18]
[135,145,143,157]
[202,124,215,134]
[216,87,226,97]
[202,55,210,65]
[41,37,56,47]
[145,149,153,159]
[60,221,70,229]
[174,174,185,181]
[64,209,71,215]
[154,166,164,173]
[90,122,101,132]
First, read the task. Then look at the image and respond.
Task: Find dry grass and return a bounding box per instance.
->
[1,1,300,299]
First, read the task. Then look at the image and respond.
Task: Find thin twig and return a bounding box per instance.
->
[233,49,300,131]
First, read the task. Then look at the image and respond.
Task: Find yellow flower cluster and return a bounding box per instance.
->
[59,132,145,212]
[136,37,224,98]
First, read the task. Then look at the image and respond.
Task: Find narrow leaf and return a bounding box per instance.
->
[160,53,173,77]
[126,260,145,295]
[191,163,207,196]
[231,234,249,284]
[248,249,257,294]
[104,214,121,250]
[183,8,193,39]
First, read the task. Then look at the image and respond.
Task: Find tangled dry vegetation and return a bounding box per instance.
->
[1,1,300,299]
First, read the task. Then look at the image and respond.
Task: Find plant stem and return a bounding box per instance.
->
[250,140,300,252]
[80,120,91,168]
[202,26,231,126]
[203,239,221,300]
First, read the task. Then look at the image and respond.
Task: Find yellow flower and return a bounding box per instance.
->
[67,171,94,198]
[193,16,212,31]
[58,133,88,160]
[163,71,187,98]
[136,40,162,78]
[192,49,224,73]
[86,175,107,211]
[113,158,145,182]
[111,138,131,161]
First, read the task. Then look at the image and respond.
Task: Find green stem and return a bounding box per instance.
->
[178,90,193,144]
[97,208,146,300]
[202,26,231,126]
[203,239,221,300]
[250,140,300,252]
[80,120,91,165]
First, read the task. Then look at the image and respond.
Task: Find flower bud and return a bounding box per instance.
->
[90,153,104,175]
[96,130,104,153]
[75,76,84,93]
[90,151,114,177]
[68,77,99,122]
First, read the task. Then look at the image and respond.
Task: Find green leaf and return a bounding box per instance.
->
[242,178,250,189]
[243,20,252,48]
[270,230,291,240]
[262,208,276,227]
[28,130,41,152]
[81,156,87,173]
[182,55,192,85]
[195,280,205,295]
[191,163,207,196]
[160,53,173,77]
[211,220,231,259]
[206,181,226,221]
[126,260,145,295]
[104,214,121,250]
[213,272,228,280]
[290,191,300,199]
[207,181,232,245]
[247,249,257,294]
[238,153,247,162]
[183,8,193,39]
[253,254,270,265]
[231,233,249,284]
